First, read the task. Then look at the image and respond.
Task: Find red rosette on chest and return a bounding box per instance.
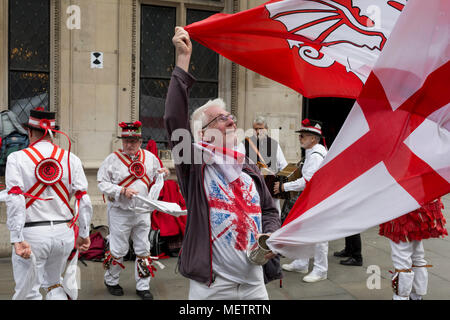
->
[129,160,146,179]
[35,158,63,185]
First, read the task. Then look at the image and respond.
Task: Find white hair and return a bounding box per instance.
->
[190,98,227,142]
[253,115,267,129]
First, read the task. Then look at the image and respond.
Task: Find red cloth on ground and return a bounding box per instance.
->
[146,139,186,237]
[379,198,448,243]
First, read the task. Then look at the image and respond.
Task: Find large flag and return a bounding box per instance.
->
[267,0,450,259]
[185,0,407,99]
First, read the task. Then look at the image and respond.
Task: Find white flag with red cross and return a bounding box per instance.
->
[267,0,450,259]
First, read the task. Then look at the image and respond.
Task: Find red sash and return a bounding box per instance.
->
[114,149,152,190]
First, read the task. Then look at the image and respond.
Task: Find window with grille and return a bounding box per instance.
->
[8,0,50,124]
[139,5,219,151]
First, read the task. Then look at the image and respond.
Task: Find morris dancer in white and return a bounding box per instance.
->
[98,121,169,300]
[274,119,328,283]
[6,107,93,300]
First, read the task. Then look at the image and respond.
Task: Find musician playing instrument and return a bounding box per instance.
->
[238,116,287,216]
[274,119,328,283]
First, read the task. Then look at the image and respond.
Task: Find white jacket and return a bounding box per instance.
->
[6,140,93,242]
[97,148,161,211]
[283,143,327,192]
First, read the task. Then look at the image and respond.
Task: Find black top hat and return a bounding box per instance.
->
[26,107,60,131]
[295,118,323,136]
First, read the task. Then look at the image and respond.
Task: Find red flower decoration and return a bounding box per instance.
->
[39,119,51,129]
[133,121,142,128]
[119,122,128,128]
[302,118,311,126]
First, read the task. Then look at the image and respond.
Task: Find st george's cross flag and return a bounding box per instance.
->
[185,0,407,99]
[266,0,450,259]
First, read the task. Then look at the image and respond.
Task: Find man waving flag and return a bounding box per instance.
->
[266,0,450,259]
[185,0,407,98]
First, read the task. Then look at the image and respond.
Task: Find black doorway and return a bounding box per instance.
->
[303,97,355,148]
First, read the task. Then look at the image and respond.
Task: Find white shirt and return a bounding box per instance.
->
[97,149,161,211]
[283,143,327,192]
[237,139,288,173]
[5,140,93,242]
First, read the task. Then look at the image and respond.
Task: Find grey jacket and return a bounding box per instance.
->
[164,66,282,285]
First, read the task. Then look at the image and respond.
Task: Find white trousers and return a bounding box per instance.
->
[11,223,74,300]
[390,240,428,300]
[189,274,269,300]
[104,206,151,290]
[291,242,328,275]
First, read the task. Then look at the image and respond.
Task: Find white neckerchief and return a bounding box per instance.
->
[194,142,245,183]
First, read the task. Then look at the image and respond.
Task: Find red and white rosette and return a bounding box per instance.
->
[35,158,63,185]
[129,161,146,179]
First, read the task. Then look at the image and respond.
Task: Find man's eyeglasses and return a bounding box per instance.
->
[202,114,236,129]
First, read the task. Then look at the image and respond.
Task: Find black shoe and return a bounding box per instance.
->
[105,282,124,296]
[340,257,363,266]
[136,289,154,300]
[333,249,350,258]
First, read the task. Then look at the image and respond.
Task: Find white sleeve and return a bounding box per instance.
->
[97,155,122,201]
[302,153,323,182]
[283,153,323,192]
[71,156,92,239]
[283,177,306,192]
[5,152,27,243]
[276,144,288,172]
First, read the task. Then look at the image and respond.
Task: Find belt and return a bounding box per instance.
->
[24,220,72,228]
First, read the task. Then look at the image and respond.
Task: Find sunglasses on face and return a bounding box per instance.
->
[202,113,237,129]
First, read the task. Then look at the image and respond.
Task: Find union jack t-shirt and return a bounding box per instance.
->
[204,165,264,285]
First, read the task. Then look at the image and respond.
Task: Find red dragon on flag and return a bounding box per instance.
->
[185,0,407,98]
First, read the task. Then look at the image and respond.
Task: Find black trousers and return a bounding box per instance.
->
[345,234,362,260]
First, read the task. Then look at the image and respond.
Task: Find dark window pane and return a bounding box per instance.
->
[186,9,219,82]
[140,78,169,149]
[139,6,220,150]
[189,82,219,114]
[9,0,50,72]
[186,9,220,125]
[9,72,49,124]
[9,0,50,118]
[140,5,176,78]
[139,5,176,150]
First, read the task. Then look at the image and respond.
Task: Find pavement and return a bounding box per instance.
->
[0,194,449,302]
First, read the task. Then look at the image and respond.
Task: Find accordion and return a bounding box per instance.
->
[263,162,302,199]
